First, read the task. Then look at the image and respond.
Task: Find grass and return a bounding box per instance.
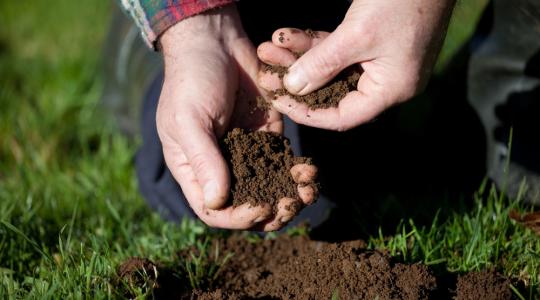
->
[369,179,540,298]
[0,0,538,299]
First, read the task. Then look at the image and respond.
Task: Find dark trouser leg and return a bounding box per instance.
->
[468,0,540,203]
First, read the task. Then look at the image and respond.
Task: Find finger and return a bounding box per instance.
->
[261,197,301,231]
[257,42,297,67]
[284,29,357,95]
[172,113,230,209]
[257,70,284,91]
[203,202,273,229]
[272,72,391,131]
[298,184,318,205]
[161,151,272,229]
[290,163,318,184]
[272,28,330,53]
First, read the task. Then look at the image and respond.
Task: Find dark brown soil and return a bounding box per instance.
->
[201,235,437,299]
[454,270,512,300]
[262,63,288,79]
[116,258,163,298]
[263,64,361,110]
[116,235,517,299]
[221,128,313,213]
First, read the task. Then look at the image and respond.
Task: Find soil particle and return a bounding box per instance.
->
[454,270,512,300]
[221,128,313,213]
[198,234,436,299]
[278,31,285,43]
[305,28,319,38]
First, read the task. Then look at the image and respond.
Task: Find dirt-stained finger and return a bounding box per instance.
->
[272,28,330,53]
[297,184,319,205]
[257,70,284,92]
[223,202,273,228]
[257,41,297,67]
[290,164,318,184]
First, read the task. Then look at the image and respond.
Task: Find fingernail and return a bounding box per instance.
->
[284,66,307,94]
[203,180,219,206]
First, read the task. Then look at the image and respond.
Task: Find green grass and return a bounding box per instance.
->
[0,0,538,299]
[369,179,540,298]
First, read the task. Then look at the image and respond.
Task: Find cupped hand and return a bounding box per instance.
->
[257,0,456,131]
[157,5,317,231]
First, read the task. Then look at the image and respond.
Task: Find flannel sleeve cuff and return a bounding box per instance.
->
[121,0,236,50]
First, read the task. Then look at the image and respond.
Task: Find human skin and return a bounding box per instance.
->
[157,5,318,231]
[258,0,456,131]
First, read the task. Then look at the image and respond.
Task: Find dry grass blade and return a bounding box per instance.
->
[509,210,540,235]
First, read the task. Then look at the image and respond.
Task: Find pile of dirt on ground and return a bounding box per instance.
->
[262,65,360,110]
[221,128,314,214]
[199,235,436,299]
[454,270,512,300]
[117,234,515,299]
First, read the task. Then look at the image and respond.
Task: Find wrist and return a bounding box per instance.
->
[160,4,244,56]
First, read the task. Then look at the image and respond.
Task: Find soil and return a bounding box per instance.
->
[200,235,436,299]
[220,128,313,214]
[263,64,361,110]
[454,270,512,300]
[116,235,515,299]
[509,209,540,235]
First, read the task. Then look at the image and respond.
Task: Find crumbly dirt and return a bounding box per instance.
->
[220,128,313,214]
[116,235,517,299]
[454,270,512,300]
[202,235,437,299]
[509,209,540,235]
[262,63,288,79]
[263,64,361,110]
[116,257,160,298]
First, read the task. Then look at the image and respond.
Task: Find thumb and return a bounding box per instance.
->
[283,29,354,95]
[173,114,230,210]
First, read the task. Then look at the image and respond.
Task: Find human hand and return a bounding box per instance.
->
[157,5,317,231]
[257,0,456,131]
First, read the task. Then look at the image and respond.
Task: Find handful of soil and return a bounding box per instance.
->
[263,64,361,110]
[220,128,314,213]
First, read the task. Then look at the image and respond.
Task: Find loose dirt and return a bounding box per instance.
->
[221,128,313,213]
[117,234,515,299]
[199,235,436,299]
[263,64,360,110]
[454,270,512,300]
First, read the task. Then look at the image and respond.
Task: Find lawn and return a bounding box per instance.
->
[1,0,539,299]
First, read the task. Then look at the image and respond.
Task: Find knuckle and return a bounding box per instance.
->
[308,50,344,78]
[189,151,211,173]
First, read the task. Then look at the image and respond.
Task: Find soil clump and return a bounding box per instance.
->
[454,270,512,300]
[221,128,313,213]
[263,64,360,110]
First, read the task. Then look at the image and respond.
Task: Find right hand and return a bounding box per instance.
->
[257,0,456,131]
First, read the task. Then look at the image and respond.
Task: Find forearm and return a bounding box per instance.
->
[119,0,236,49]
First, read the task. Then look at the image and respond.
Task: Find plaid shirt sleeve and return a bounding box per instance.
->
[120,0,236,50]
